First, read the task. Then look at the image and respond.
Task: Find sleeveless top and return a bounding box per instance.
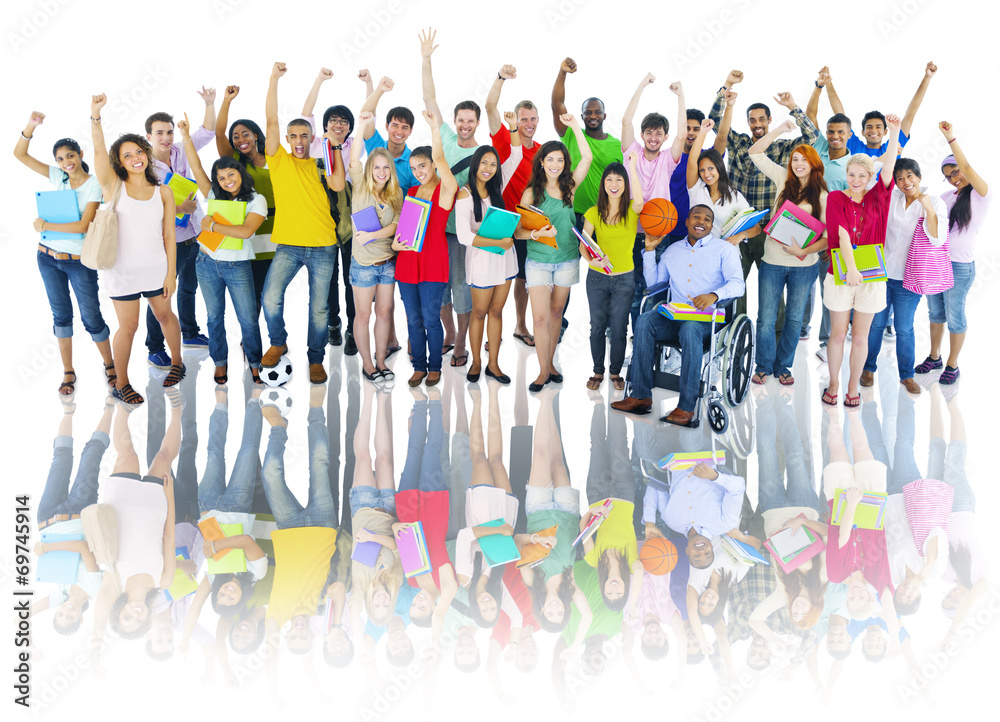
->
[527,190,579,264]
[103,475,168,585]
[104,183,168,298]
[395,184,451,284]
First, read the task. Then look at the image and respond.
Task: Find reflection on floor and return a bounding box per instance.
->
[26,339,992,719]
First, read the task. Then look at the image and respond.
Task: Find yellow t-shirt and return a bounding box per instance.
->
[583,499,639,568]
[267,145,338,247]
[266,527,338,627]
[583,205,638,273]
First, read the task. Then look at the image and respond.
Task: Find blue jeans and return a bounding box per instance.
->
[398,400,446,493]
[198,401,263,514]
[398,281,447,372]
[262,407,336,528]
[756,397,819,513]
[865,279,921,380]
[196,253,263,367]
[36,250,110,342]
[756,262,814,376]
[38,433,110,521]
[262,244,336,364]
[631,307,712,411]
[630,235,676,332]
[802,262,831,343]
[927,261,975,333]
[587,269,634,375]
[328,239,355,330]
[147,240,200,352]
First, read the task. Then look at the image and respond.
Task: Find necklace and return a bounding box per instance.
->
[847,194,866,243]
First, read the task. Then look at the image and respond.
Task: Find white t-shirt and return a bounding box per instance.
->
[688,180,751,239]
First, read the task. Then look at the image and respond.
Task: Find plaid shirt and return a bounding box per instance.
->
[727,558,818,667]
[709,90,819,222]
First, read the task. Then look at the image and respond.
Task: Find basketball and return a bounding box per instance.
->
[640,537,678,575]
[640,198,678,237]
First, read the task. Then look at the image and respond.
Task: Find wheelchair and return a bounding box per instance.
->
[624,282,754,433]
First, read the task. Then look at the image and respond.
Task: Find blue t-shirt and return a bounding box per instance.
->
[668,153,690,239]
[364,131,417,193]
[42,166,103,254]
[846,130,910,158]
[847,616,909,643]
[364,584,419,642]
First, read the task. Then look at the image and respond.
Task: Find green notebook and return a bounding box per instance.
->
[476,519,520,568]
[830,489,888,530]
[206,523,248,574]
[166,552,199,601]
[476,207,521,254]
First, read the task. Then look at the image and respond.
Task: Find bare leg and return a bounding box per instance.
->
[512,278,530,338]
[468,385,491,486]
[946,331,966,369]
[548,286,571,375]
[454,311,471,361]
[58,336,74,393]
[352,285,378,375]
[846,310,875,399]
[374,388,394,490]
[147,294,182,367]
[111,405,141,476]
[353,381,376,489]
[468,287,492,376]
[928,321,945,360]
[111,299,141,390]
[373,285,394,372]
[528,286,553,386]
[826,310,851,397]
[486,378,511,493]
[486,281,512,377]
[441,303,456,348]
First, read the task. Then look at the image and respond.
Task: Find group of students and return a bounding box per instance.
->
[19,42,985,423]
[31,366,984,708]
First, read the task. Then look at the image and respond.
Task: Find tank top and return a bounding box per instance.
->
[104,183,168,298]
[527,190,580,264]
[103,475,168,585]
[395,184,451,284]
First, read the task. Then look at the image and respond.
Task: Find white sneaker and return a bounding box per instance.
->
[815,344,828,362]
[664,350,682,374]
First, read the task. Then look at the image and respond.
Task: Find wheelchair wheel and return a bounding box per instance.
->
[721,314,754,408]
[723,397,755,458]
[707,400,728,433]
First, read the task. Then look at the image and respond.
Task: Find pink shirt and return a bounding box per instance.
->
[626,566,678,635]
[627,139,679,233]
[941,186,991,264]
[300,114,357,171]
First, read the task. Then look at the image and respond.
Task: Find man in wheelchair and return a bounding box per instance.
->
[611,205,745,426]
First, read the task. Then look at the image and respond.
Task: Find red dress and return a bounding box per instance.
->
[395,183,452,284]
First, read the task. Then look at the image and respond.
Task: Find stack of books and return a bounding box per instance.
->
[721,208,768,239]
[764,518,826,573]
[574,227,612,274]
[831,245,888,285]
[658,449,726,471]
[396,196,433,252]
[764,200,825,247]
[657,301,725,323]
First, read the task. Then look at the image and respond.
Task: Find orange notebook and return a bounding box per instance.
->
[197,516,232,561]
[515,525,558,569]
[515,204,556,245]
[197,213,236,253]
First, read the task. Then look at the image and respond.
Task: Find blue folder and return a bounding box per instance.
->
[36,190,83,242]
[36,533,83,584]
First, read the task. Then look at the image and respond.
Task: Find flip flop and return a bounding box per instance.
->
[586,375,604,390]
[442,344,455,355]
[450,354,468,367]
[385,345,402,360]
[844,393,861,408]
[513,333,535,347]
[777,373,794,386]
[821,388,838,406]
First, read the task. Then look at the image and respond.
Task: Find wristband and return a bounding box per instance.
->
[210,540,217,554]
[498,73,503,81]
[530,229,539,240]
[209,221,216,233]
[815,81,822,88]
[91,117,101,124]
[21,131,32,140]
[531,533,538,543]
[183,137,193,144]
[947,138,957,144]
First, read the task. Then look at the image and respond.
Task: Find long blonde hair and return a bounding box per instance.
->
[361,147,403,215]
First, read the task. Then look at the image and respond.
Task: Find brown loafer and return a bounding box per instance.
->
[860,370,875,387]
[261,344,289,368]
[610,396,652,415]
[309,363,327,384]
[664,407,695,427]
[900,377,921,395]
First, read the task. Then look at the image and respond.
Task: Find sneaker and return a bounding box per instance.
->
[815,343,828,362]
[183,333,210,348]
[939,366,960,385]
[884,325,895,338]
[914,355,943,374]
[328,325,343,346]
[344,331,358,356]
[799,326,810,341]
[147,350,172,369]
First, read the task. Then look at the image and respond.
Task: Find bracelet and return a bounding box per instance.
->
[947,138,957,144]
[530,229,539,240]
[531,533,538,543]
[209,221,215,233]
[183,137,193,144]
[91,117,101,124]
[21,131,32,140]
[509,126,518,133]
[210,540,217,554]
[815,81,822,88]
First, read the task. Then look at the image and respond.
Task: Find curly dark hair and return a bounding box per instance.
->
[108,133,160,186]
[528,140,575,209]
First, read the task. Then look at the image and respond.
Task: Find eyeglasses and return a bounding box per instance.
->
[328,118,350,127]
[944,169,962,181]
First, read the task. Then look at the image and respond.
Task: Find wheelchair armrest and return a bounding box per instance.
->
[641,282,672,315]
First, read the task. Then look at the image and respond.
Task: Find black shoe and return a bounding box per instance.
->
[467,368,481,383]
[328,325,343,346]
[484,368,511,385]
[528,378,550,393]
[362,368,383,382]
[548,371,564,384]
[344,331,358,356]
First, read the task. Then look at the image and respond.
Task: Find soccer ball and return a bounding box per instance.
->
[260,387,292,416]
[262,355,293,387]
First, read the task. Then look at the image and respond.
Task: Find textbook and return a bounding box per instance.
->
[573,499,613,547]
[721,208,768,239]
[764,517,826,574]
[477,519,521,568]
[35,532,82,584]
[208,199,247,251]
[721,534,770,566]
[830,488,889,530]
[573,227,613,274]
[764,200,826,248]
[164,172,199,227]
[351,538,382,568]
[658,449,726,471]
[515,525,558,569]
[397,521,432,578]
[324,596,337,633]
[197,518,248,574]
[831,245,887,285]
[476,206,521,253]
[396,195,432,251]
[323,139,337,176]
[351,206,383,239]
[36,189,83,242]
[165,551,199,601]
[657,301,725,323]
[197,212,236,252]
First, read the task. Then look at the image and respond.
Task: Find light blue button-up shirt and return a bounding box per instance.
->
[642,232,745,304]
[663,469,745,537]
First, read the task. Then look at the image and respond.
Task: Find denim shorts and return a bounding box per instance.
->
[111,287,165,301]
[349,257,395,288]
[525,485,581,514]
[525,258,580,288]
[349,486,396,516]
[927,261,974,333]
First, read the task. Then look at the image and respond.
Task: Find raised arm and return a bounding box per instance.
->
[324,134,346,192]
[564,113,592,189]
[197,86,217,134]
[486,64,516,136]
[358,68,374,99]
[806,67,829,128]
[714,90,736,155]
[749,118,797,156]
[419,27,443,122]
[940,121,987,196]
[215,85,239,158]
[880,114,901,187]
[424,110,458,209]
[775,91,819,146]
[900,62,937,138]
[264,63,285,157]
[709,69,743,129]
[627,149,644,211]
[687,118,714,190]
[89,94,115,194]
[825,69,846,116]
[621,72,655,152]
[13,111,50,177]
[177,114,212,196]
[301,67,333,117]
[669,81,687,161]
[551,57,576,137]
[359,76,394,141]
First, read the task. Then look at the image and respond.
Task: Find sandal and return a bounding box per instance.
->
[214,365,228,385]
[58,370,76,396]
[586,374,604,390]
[751,372,768,385]
[821,388,838,406]
[844,393,861,408]
[163,363,186,388]
[777,373,794,386]
[610,375,625,391]
[113,383,145,405]
[104,362,117,387]
[441,344,455,356]
[385,345,401,360]
[513,333,535,348]
[450,353,468,368]
[250,367,264,385]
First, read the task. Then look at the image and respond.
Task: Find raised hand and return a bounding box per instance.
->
[724,89,738,105]
[700,118,715,133]
[560,57,577,74]
[641,71,656,85]
[886,113,902,131]
[271,62,287,78]
[644,234,664,253]
[357,110,375,128]
[196,86,216,104]
[499,64,517,80]
[816,66,830,87]
[91,93,107,116]
[774,91,796,109]
[378,76,394,93]
[726,69,744,86]
[28,111,45,127]
[503,110,517,129]
[418,27,438,57]
[559,112,579,128]
[780,118,797,133]
[422,109,440,127]
[316,67,333,82]
[358,68,370,84]
[627,149,639,165]
[177,113,191,138]
[224,85,240,101]
[925,61,938,78]
[938,120,954,139]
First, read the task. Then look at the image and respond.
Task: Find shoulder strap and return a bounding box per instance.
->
[450,155,474,177]
[109,179,123,210]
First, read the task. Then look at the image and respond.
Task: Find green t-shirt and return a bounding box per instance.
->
[441,123,478,235]
[561,129,623,214]
[583,205,638,273]
[561,560,622,643]
[526,191,579,264]
[527,510,579,579]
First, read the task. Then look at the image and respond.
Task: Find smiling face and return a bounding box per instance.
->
[147,620,174,656]
[455,109,479,142]
[231,124,258,156]
[863,118,886,146]
[326,114,350,143]
[790,593,812,623]
[476,151,499,185]
[231,619,259,651]
[386,117,412,147]
[216,578,243,607]
[603,172,626,200]
[603,572,625,603]
[370,583,393,624]
[943,584,967,611]
[895,580,921,607]
[683,119,701,153]
[147,120,174,154]
[387,628,412,657]
[516,630,540,671]
[118,598,150,635]
[119,142,148,176]
[895,168,922,198]
[748,634,771,668]
[454,630,478,667]
[642,126,667,154]
[582,99,606,131]
[826,619,852,654]
[215,167,243,198]
[477,591,499,623]
[543,593,566,624]
[54,600,82,631]
[286,123,313,159]
[862,626,887,658]
[409,589,433,622]
[542,149,566,180]
[409,154,436,186]
[826,122,850,152]
[53,145,84,175]
[698,156,719,187]
[698,588,719,617]
[286,614,314,653]
[370,155,392,188]
[942,164,967,190]
[790,151,812,180]
[846,580,873,614]
[845,163,872,194]
[686,207,715,241]
[642,620,666,650]
[747,109,770,139]
[517,106,539,140]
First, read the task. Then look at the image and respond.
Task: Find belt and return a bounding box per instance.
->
[38,513,81,530]
[38,245,80,261]
[370,259,389,266]
[179,239,196,246]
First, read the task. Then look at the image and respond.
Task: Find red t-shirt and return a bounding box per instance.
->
[492,125,540,212]
[825,176,894,275]
[825,500,894,595]
[395,184,452,284]
[395,489,451,590]
[491,563,540,647]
